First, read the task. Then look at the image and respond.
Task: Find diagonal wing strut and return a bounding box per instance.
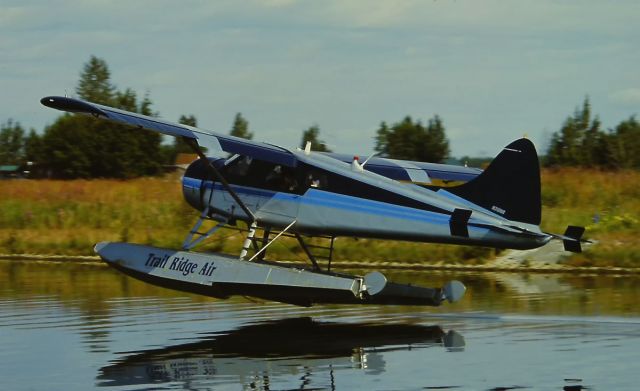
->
[184,138,256,222]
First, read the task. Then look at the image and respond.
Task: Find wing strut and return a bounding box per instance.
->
[185,138,256,222]
[248,220,297,262]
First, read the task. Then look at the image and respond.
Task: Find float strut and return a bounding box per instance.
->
[295,234,321,271]
[240,221,258,260]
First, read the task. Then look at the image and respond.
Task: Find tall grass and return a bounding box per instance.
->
[0,177,192,255]
[540,168,640,268]
[1,169,638,266]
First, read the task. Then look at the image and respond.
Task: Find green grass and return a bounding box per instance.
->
[540,168,640,268]
[1,169,638,267]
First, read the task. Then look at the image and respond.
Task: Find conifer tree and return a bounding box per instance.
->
[424,115,450,163]
[374,121,390,157]
[546,97,606,167]
[375,115,449,163]
[0,119,25,165]
[24,129,43,163]
[41,56,163,178]
[76,56,115,104]
[300,125,331,152]
[230,113,253,140]
[606,116,640,169]
[172,114,198,156]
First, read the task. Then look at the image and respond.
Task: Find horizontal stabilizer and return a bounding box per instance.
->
[563,225,586,253]
[322,152,482,185]
[450,208,472,237]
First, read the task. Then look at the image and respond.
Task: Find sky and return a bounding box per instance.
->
[1,0,639,158]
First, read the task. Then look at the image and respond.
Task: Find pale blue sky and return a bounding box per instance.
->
[2,0,639,157]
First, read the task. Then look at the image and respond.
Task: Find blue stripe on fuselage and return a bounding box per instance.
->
[183,176,202,190]
[298,189,451,225]
[184,176,454,227]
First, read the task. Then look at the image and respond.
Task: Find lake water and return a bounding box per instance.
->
[1,260,639,390]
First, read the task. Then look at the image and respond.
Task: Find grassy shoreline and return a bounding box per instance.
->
[2,254,639,275]
[1,169,638,268]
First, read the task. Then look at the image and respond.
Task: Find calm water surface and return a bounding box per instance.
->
[1,260,639,390]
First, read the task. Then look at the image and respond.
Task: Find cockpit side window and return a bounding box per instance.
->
[184,157,224,180]
[221,156,302,194]
[302,170,328,190]
[226,156,252,178]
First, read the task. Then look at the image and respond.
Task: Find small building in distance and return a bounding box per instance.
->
[0,165,21,179]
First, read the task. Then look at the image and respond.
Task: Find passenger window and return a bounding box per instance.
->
[260,165,296,192]
[226,156,252,178]
[304,171,327,190]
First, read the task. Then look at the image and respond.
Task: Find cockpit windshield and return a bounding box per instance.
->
[185,155,329,195]
[223,156,301,194]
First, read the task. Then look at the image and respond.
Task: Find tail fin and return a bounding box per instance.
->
[562,225,586,253]
[448,138,541,225]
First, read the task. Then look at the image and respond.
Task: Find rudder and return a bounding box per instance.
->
[448,138,541,225]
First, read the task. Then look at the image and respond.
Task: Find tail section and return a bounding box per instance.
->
[561,226,586,253]
[448,138,541,225]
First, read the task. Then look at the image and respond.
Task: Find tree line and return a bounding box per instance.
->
[4,56,635,179]
[1,56,451,178]
[545,97,640,169]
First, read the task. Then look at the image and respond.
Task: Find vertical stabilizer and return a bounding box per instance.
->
[448,138,541,225]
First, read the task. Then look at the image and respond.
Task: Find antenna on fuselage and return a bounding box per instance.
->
[351,156,364,172]
[351,152,377,172]
[304,141,312,155]
[361,152,378,168]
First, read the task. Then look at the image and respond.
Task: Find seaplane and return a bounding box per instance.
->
[40,96,587,307]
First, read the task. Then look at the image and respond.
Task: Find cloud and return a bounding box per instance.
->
[291,0,640,36]
[1,0,639,157]
[259,0,298,8]
[609,88,640,107]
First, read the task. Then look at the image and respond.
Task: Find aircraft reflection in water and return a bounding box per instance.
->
[97,318,464,389]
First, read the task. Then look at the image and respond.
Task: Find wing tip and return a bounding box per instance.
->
[40,96,106,117]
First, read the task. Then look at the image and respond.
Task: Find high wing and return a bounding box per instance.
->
[40,96,297,167]
[41,96,482,186]
[321,153,482,186]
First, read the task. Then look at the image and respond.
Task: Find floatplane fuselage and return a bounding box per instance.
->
[41,96,587,307]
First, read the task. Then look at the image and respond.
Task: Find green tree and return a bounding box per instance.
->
[424,115,450,163]
[300,125,331,152]
[41,116,91,178]
[179,114,197,127]
[375,115,450,162]
[139,93,154,116]
[169,114,199,161]
[606,116,640,169]
[581,116,605,167]
[0,119,25,165]
[24,129,43,163]
[374,121,390,156]
[76,55,115,104]
[41,56,164,178]
[230,113,253,140]
[386,116,422,160]
[545,97,606,167]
